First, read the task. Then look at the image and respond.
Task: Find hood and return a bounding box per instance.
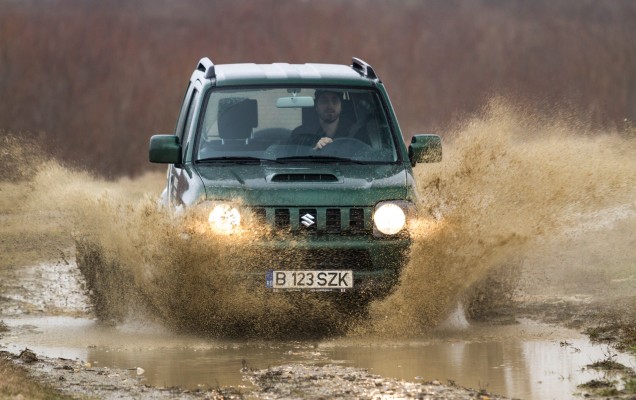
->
[195,163,410,206]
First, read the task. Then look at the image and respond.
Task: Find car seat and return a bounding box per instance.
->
[218,98,258,145]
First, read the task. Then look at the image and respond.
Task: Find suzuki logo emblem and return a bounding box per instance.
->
[301,213,315,227]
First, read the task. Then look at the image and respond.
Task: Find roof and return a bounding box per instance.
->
[209,62,377,87]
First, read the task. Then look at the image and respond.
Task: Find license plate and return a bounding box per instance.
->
[266,270,353,289]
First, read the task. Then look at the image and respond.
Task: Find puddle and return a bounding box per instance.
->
[1,316,633,399]
[1,123,634,398]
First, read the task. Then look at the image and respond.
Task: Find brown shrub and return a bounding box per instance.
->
[1,0,635,177]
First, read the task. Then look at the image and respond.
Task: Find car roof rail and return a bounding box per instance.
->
[197,57,216,79]
[351,57,378,80]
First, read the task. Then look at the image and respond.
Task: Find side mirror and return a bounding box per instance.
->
[408,134,442,166]
[149,135,182,164]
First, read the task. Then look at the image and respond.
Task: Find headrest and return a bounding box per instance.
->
[218,98,258,140]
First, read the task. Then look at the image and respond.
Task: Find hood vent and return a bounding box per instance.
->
[271,173,338,182]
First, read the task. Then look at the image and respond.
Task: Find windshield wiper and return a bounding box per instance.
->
[275,155,365,164]
[196,156,281,164]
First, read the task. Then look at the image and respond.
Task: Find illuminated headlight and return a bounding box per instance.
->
[208,204,241,234]
[373,202,409,235]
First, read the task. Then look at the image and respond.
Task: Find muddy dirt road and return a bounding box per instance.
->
[1,105,635,398]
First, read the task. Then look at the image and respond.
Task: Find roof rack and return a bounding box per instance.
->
[197,57,216,79]
[351,57,378,80]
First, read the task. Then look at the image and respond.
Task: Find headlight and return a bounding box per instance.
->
[373,202,407,235]
[208,204,241,234]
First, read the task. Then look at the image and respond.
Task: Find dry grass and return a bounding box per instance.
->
[1,0,635,178]
[0,353,74,400]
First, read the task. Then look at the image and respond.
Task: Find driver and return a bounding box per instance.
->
[291,90,363,150]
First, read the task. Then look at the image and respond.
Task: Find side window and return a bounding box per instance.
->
[181,89,200,160]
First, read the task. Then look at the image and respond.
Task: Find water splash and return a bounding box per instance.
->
[364,99,636,335]
[2,100,634,338]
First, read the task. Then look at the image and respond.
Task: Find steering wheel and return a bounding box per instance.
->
[318,137,372,157]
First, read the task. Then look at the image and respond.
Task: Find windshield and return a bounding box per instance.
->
[195,87,400,163]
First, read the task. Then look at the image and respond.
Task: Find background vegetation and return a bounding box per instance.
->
[1,0,634,177]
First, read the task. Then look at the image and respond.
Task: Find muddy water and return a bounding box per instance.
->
[1,103,635,397]
[3,102,635,338]
[2,313,635,400]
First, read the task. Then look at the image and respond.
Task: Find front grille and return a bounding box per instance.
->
[326,208,341,233]
[274,209,290,228]
[250,206,371,234]
[349,208,365,231]
[253,208,267,224]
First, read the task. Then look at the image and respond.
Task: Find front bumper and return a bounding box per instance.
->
[238,234,411,297]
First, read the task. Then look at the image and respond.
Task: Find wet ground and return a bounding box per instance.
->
[1,258,635,399]
[1,114,635,399]
[1,314,633,399]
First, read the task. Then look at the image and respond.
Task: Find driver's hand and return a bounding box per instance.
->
[313,137,333,150]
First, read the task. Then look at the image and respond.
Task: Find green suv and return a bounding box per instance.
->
[149,57,441,299]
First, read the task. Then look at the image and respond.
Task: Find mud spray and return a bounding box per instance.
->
[2,100,635,339]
